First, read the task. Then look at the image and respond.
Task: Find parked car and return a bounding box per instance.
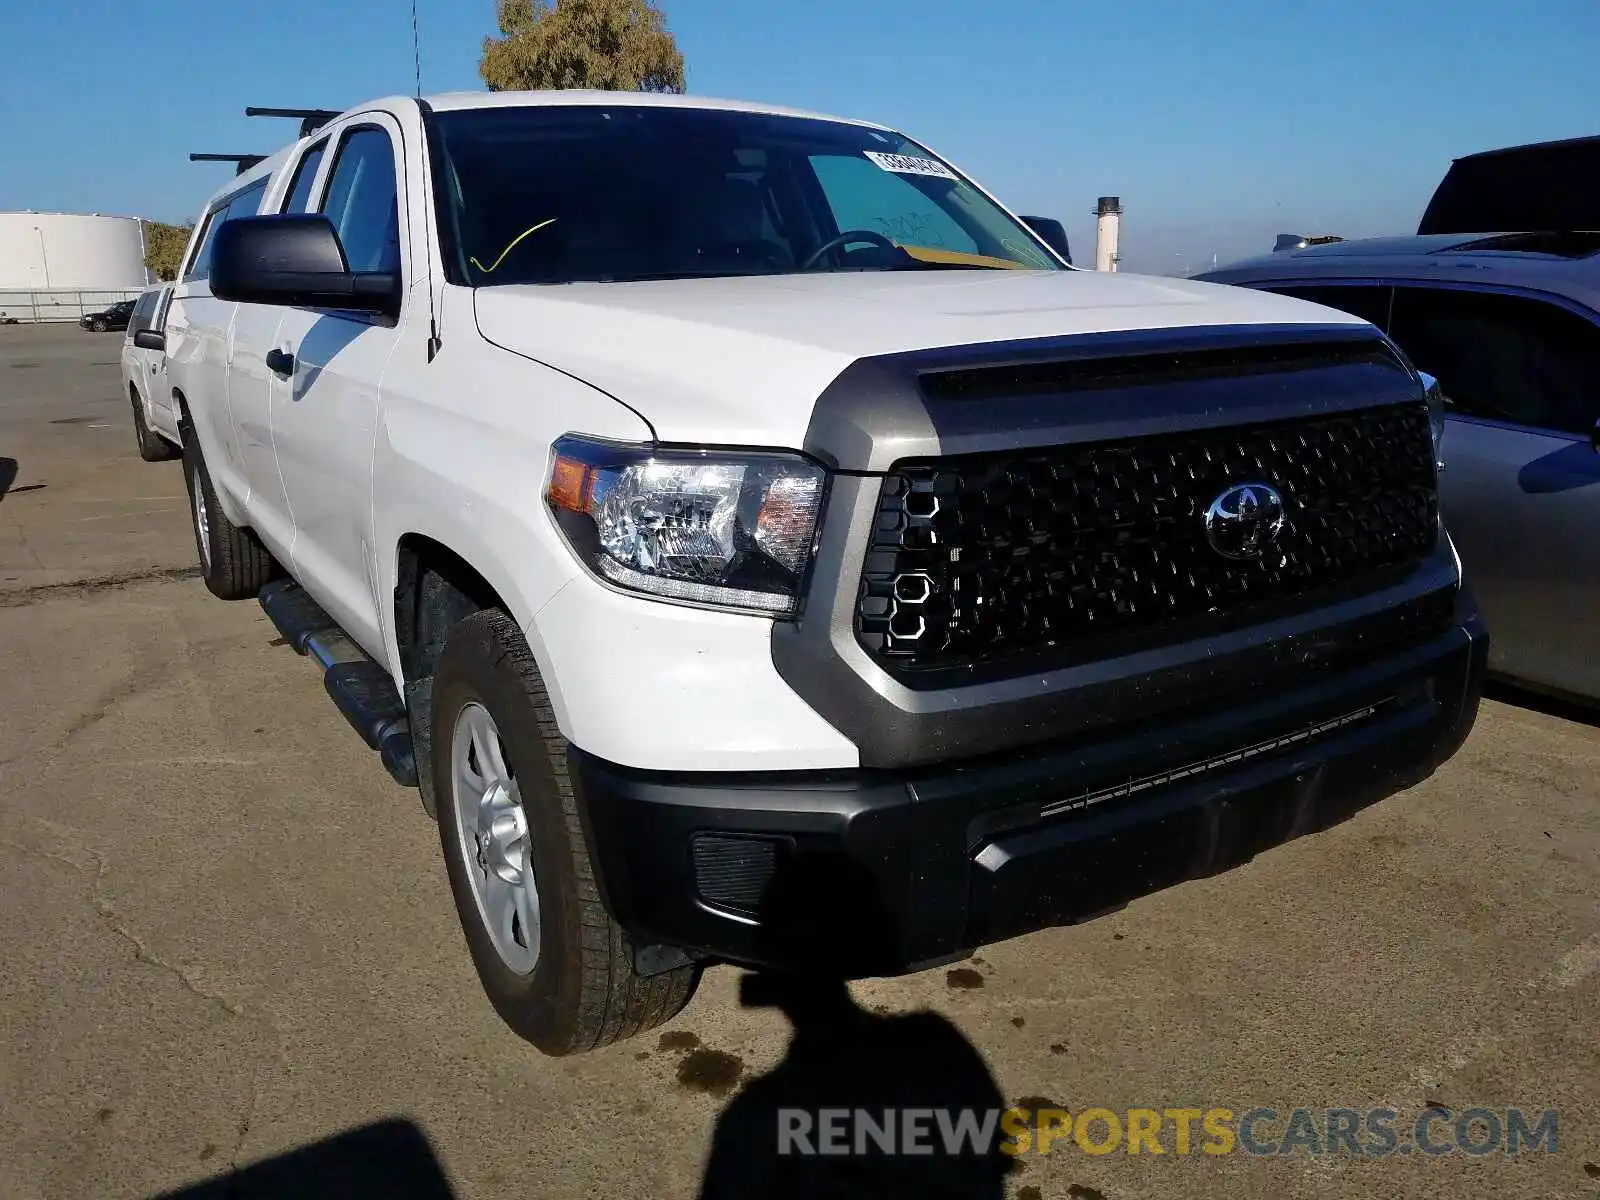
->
[165,90,1485,1056]
[120,283,180,461]
[79,298,136,332]
[1198,232,1600,704]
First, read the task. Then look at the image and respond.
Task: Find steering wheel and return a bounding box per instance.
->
[802,229,897,270]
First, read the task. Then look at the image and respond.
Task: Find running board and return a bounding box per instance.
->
[259,579,418,788]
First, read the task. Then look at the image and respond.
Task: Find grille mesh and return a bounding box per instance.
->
[692,834,781,915]
[856,402,1439,673]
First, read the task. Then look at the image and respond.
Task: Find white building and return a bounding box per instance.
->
[0,211,154,291]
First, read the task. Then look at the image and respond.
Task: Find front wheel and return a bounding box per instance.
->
[92,319,107,332]
[431,608,699,1054]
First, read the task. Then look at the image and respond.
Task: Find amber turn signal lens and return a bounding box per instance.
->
[546,455,596,513]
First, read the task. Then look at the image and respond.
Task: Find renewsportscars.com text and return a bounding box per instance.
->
[776,1105,1558,1158]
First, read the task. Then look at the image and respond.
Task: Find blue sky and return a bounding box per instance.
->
[2,0,1594,273]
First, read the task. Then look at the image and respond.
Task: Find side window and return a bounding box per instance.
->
[808,154,979,254]
[1388,287,1600,436]
[280,142,327,214]
[180,180,267,284]
[318,128,402,275]
[127,291,157,335]
[181,208,223,284]
[1269,284,1393,331]
[225,180,268,222]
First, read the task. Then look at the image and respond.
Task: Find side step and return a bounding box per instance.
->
[259,579,418,787]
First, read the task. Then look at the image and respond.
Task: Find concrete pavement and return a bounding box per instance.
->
[2,324,1597,1199]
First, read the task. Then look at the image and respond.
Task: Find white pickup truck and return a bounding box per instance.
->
[159,90,1486,1056]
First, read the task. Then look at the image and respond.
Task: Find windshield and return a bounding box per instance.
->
[433,105,1064,285]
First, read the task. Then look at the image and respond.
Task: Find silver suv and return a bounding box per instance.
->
[1199,230,1600,703]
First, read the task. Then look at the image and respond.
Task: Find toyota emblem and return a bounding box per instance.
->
[1203,483,1287,561]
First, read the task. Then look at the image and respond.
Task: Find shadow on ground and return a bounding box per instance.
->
[695,851,1014,1199]
[149,1119,455,1199]
[698,974,1013,1200]
[1486,679,1599,729]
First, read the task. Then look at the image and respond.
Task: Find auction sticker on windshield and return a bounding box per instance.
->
[864,151,957,179]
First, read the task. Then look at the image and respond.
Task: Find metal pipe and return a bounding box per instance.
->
[34,226,50,287]
[1094,196,1123,273]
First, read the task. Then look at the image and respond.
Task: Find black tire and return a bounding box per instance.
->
[131,392,177,462]
[431,608,699,1054]
[181,423,276,600]
[92,319,107,332]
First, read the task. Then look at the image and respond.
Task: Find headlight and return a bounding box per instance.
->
[1418,370,1446,470]
[544,436,827,616]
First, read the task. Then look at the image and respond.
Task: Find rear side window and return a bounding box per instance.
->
[319,128,401,275]
[181,179,268,284]
[1268,284,1393,332]
[280,142,327,214]
[181,209,222,284]
[127,290,158,335]
[225,180,268,222]
[1388,287,1600,437]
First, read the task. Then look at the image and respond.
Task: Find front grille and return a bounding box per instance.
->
[856,401,1439,674]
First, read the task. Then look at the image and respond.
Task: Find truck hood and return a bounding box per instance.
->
[472,270,1364,448]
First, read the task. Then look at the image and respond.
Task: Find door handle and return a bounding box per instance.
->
[266,348,295,376]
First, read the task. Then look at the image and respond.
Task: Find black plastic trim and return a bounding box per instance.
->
[799,322,1403,472]
[574,602,1487,974]
[277,138,329,214]
[415,98,465,287]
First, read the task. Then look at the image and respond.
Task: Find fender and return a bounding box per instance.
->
[371,324,654,739]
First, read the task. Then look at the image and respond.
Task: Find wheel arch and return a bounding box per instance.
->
[389,530,574,817]
[172,387,196,436]
[394,533,504,684]
[172,387,248,525]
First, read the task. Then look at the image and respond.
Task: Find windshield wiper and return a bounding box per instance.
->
[532,269,781,284]
[882,259,1008,271]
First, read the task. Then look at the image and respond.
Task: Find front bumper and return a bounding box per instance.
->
[572,592,1487,976]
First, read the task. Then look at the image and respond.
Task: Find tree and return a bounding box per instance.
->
[479,0,686,94]
[143,221,194,282]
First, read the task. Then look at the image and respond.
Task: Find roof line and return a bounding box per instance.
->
[0,209,150,223]
[1454,132,1600,162]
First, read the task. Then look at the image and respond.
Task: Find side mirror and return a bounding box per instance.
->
[132,330,165,352]
[210,215,399,317]
[1019,215,1071,265]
